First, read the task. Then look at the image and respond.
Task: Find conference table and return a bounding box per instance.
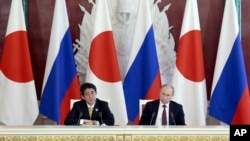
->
[0,125,229,141]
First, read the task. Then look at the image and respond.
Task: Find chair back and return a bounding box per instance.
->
[139,99,153,118]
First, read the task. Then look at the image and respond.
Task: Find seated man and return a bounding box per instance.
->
[139,84,185,125]
[64,82,115,125]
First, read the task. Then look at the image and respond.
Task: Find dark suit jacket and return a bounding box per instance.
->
[64,98,115,125]
[139,100,185,125]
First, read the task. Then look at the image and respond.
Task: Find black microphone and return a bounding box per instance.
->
[171,112,176,125]
[99,112,104,126]
[149,112,155,125]
[77,112,83,125]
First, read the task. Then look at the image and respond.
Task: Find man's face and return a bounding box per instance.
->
[160,86,173,104]
[83,88,96,106]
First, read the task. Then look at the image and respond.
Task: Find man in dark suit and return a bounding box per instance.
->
[64,82,115,125]
[139,84,185,125]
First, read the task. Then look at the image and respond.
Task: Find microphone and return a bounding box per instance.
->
[149,112,155,125]
[77,112,83,125]
[99,112,105,126]
[171,112,176,125]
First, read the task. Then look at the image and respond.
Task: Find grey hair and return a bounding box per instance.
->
[161,84,175,95]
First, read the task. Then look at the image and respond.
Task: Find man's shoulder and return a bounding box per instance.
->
[146,99,160,105]
[170,100,183,107]
[74,99,85,105]
[96,98,109,105]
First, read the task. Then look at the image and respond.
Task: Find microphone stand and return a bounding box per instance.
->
[77,112,83,125]
[171,112,176,125]
[99,112,105,126]
[149,112,155,125]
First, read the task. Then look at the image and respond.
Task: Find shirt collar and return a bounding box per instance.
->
[87,103,95,108]
[160,101,169,107]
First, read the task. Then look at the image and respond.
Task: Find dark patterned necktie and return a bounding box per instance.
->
[162,105,167,125]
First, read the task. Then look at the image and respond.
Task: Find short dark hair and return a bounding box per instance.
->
[80,82,97,96]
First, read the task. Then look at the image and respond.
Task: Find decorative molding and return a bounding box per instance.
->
[0,126,229,141]
[0,135,229,141]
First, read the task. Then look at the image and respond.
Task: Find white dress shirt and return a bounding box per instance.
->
[155,102,169,126]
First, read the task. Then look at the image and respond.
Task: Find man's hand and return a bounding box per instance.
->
[82,119,98,125]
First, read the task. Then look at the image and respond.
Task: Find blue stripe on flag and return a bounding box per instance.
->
[40,29,76,122]
[124,26,159,121]
[210,34,247,124]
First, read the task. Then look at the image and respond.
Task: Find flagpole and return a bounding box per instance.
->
[235,0,241,35]
[22,0,28,27]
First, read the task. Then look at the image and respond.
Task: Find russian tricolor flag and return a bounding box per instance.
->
[123,0,161,124]
[39,0,81,124]
[209,0,250,124]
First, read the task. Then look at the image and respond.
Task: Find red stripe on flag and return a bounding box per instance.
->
[232,87,250,124]
[145,72,162,99]
[60,76,81,124]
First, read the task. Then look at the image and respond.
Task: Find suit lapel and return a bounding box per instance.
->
[152,100,160,124]
[92,100,101,119]
[80,100,92,119]
[168,101,173,125]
